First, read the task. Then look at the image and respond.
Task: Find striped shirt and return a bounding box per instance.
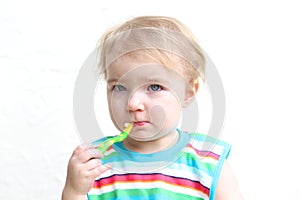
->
[88,130,231,200]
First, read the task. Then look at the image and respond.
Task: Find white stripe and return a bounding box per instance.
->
[95,161,212,189]
[190,139,225,155]
[89,180,208,199]
[184,146,219,166]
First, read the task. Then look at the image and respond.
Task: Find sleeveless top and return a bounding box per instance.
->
[88,130,231,200]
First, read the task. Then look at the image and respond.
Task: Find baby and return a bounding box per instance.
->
[62,16,243,200]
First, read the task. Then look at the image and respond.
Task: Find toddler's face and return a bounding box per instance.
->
[106,54,192,141]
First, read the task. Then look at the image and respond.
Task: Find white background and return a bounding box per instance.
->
[1,0,300,199]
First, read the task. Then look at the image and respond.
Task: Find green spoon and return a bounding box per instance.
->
[97,122,133,154]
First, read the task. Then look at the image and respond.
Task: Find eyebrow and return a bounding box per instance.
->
[144,76,171,84]
[107,78,119,84]
[107,76,172,84]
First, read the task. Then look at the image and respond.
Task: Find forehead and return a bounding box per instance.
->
[107,55,189,90]
[106,51,185,79]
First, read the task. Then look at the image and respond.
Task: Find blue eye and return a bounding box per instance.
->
[113,85,126,92]
[148,84,162,91]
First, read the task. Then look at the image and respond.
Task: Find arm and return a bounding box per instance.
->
[62,145,111,200]
[215,160,244,200]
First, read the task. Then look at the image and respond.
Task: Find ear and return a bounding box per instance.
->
[182,79,199,108]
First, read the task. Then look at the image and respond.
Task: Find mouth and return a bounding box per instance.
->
[133,121,149,127]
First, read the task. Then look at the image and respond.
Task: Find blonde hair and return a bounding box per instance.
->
[97,16,206,82]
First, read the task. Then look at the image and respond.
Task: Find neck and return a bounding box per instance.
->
[123,130,179,154]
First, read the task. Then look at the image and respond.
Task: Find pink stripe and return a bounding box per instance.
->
[93,173,209,195]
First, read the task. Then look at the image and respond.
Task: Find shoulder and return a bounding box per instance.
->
[186,132,243,199]
[215,160,244,200]
[187,132,232,160]
[185,132,238,198]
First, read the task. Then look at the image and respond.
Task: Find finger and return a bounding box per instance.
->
[77,148,103,163]
[85,158,103,171]
[89,164,112,178]
[86,148,104,159]
[72,144,94,157]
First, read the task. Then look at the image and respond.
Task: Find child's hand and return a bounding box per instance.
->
[62,144,111,199]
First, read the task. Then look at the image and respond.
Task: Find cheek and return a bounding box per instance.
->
[107,94,128,124]
[107,92,127,109]
[153,95,182,120]
[166,101,182,120]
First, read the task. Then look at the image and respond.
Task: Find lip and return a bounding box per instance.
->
[133,121,149,127]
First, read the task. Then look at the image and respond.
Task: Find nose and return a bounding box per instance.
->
[128,90,145,112]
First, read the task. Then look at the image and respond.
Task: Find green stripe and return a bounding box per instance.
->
[179,152,216,172]
[88,188,205,200]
